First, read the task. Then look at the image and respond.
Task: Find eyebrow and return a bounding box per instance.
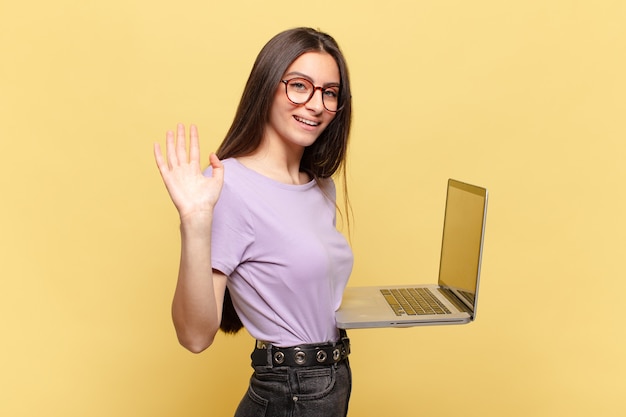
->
[283,71,340,87]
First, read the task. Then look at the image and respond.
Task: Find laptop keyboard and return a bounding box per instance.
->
[380,288,451,316]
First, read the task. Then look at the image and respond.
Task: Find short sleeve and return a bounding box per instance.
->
[204,167,254,276]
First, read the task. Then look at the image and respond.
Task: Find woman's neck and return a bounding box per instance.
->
[237,141,309,185]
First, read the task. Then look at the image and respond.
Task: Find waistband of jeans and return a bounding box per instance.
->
[251,330,350,367]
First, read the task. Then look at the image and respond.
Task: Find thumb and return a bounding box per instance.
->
[208,153,224,182]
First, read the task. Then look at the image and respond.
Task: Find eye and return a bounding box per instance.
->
[323,87,339,100]
[288,79,311,92]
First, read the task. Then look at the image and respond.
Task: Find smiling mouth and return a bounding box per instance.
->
[294,115,320,127]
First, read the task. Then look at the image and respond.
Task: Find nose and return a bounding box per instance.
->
[305,87,325,113]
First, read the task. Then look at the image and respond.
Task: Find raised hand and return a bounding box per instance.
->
[154,124,224,219]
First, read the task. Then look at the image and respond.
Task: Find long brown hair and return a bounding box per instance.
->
[216,27,353,334]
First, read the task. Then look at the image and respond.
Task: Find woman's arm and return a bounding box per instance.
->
[172,213,227,352]
[154,124,226,353]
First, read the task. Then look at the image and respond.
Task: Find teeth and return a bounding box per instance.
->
[295,116,320,126]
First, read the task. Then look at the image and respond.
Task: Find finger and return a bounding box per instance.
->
[189,124,200,167]
[154,142,167,172]
[165,129,178,168]
[175,123,188,164]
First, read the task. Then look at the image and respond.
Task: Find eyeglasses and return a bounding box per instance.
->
[281,78,341,112]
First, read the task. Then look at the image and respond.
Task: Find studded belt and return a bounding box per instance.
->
[251,330,350,367]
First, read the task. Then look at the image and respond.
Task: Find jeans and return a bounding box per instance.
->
[234,360,352,417]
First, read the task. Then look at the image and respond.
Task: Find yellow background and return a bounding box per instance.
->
[1,1,625,416]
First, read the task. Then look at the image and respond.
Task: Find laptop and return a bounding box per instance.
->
[336,179,488,329]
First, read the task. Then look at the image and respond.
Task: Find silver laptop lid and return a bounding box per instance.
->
[437,179,488,316]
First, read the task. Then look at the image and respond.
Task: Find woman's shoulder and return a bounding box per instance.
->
[318,176,336,196]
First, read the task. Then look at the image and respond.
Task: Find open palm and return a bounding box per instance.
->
[154,124,224,219]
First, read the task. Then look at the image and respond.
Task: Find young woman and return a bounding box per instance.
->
[154,27,354,417]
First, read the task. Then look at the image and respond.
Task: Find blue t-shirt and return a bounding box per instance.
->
[204,158,353,347]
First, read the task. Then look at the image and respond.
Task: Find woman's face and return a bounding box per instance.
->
[265,51,340,153]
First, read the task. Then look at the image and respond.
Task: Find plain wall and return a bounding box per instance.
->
[1,0,625,416]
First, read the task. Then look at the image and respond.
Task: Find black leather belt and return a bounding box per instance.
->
[251,330,350,367]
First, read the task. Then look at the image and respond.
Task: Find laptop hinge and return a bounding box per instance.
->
[438,288,472,313]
